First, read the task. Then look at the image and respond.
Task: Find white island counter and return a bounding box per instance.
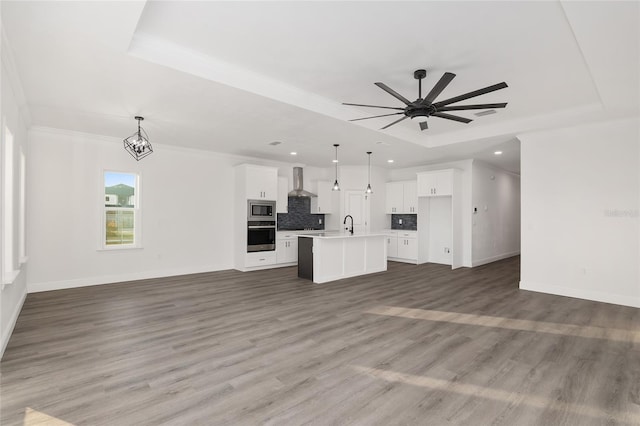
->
[297,232,387,283]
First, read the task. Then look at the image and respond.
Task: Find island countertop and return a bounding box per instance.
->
[297,231,388,239]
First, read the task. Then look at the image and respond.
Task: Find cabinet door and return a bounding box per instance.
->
[277,237,298,264]
[403,181,418,213]
[397,238,417,260]
[385,182,404,213]
[417,173,437,197]
[386,235,398,258]
[277,176,289,213]
[276,240,289,263]
[311,181,332,214]
[417,170,453,197]
[433,170,452,196]
[246,166,278,200]
[287,238,298,263]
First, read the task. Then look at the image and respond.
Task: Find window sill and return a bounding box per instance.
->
[97,245,144,252]
[2,269,20,287]
[19,256,28,265]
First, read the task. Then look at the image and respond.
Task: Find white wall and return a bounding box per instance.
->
[1,46,29,357]
[471,160,521,266]
[333,165,388,232]
[27,128,281,292]
[428,197,452,264]
[520,118,639,308]
[390,160,473,267]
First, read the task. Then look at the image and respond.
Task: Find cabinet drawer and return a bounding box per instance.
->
[245,252,276,267]
[398,231,417,239]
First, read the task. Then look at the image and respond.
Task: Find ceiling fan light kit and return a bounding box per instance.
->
[343,69,508,131]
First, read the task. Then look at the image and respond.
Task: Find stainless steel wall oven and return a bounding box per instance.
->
[247,221,276,252]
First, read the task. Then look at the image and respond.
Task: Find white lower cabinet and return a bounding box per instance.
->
[397,235,417,261]
[386,234,398,258]
[245,252,277,268]
[386,230,417,263]
[277,235,298,264]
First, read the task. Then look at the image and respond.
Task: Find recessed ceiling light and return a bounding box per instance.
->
[494,151,503,155]
[387,159,394,163]
[290,152,297,156]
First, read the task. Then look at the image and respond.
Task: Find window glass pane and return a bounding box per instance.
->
[105,172,136,207]
[105,210,135,245]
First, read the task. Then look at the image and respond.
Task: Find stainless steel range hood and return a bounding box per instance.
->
[288,167,317,197]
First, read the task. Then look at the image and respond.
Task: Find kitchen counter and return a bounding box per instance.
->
[298,231,388,239]
[297,232,387,283]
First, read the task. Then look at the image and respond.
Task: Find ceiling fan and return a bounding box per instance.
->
[343,69,508,131]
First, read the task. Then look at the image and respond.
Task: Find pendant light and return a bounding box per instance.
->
[365,151,373,194]
[123,116,153,161]
[332,144,340,191]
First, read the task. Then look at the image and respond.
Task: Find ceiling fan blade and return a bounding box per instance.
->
[437,102,507,112]
[380,115,408,130]
[432,112,473,124]
[433,82,508,108]
[349,112,404,122]
[374,82,412,105]
[421,72,456,104]
[419,121,429,131]
[342,102,405,111]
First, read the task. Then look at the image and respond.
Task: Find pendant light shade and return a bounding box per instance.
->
[365,151,373,194]
[124,116,153,161]
[332,144,340,191]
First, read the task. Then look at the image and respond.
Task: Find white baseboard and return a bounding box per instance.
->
[472,251,520,267]
[27,265,231,293]
[519,280,640,308]
[388,257,418,265]
[1,285,27,359]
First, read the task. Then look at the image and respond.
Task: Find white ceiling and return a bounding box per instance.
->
[2,1,638,173]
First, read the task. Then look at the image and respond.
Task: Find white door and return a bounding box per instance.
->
[344,190,370,233]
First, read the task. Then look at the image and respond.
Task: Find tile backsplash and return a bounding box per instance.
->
[277,197,325,230]
[391,214,417,230]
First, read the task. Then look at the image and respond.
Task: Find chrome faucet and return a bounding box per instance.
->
[343,215,354,235]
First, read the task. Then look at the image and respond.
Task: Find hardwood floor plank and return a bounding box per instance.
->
[2,257,639,425]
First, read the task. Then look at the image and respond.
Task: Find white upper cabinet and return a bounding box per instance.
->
[417,169,453,197]
[403,181,418,213]
[385,181,417,213]
[244,165,278,200]
[311,181,333,214]
[277,176,289,213]
[385,182,404,213]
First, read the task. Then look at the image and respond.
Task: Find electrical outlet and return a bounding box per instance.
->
[399,219,403,225]
[444,247,450,254]
[319,218,322,224]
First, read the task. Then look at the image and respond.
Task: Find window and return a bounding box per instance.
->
[19,148,26,263]
[2,126,16,283]
[103,171,140,248]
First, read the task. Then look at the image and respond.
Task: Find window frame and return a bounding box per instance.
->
[100,170,142,251]
[2,124,18,285]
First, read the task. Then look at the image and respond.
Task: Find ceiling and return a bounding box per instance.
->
[2,1,638,173]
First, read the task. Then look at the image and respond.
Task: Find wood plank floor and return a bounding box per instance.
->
[1,257,639,425]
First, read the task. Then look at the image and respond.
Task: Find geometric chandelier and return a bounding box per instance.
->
[123,116,153,161]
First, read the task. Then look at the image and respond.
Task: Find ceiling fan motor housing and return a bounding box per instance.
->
[406,104,437,119]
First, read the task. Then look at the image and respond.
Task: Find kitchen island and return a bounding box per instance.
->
[298,232,387,283]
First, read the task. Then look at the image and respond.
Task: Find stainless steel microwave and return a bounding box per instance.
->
[247,200,276,221]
